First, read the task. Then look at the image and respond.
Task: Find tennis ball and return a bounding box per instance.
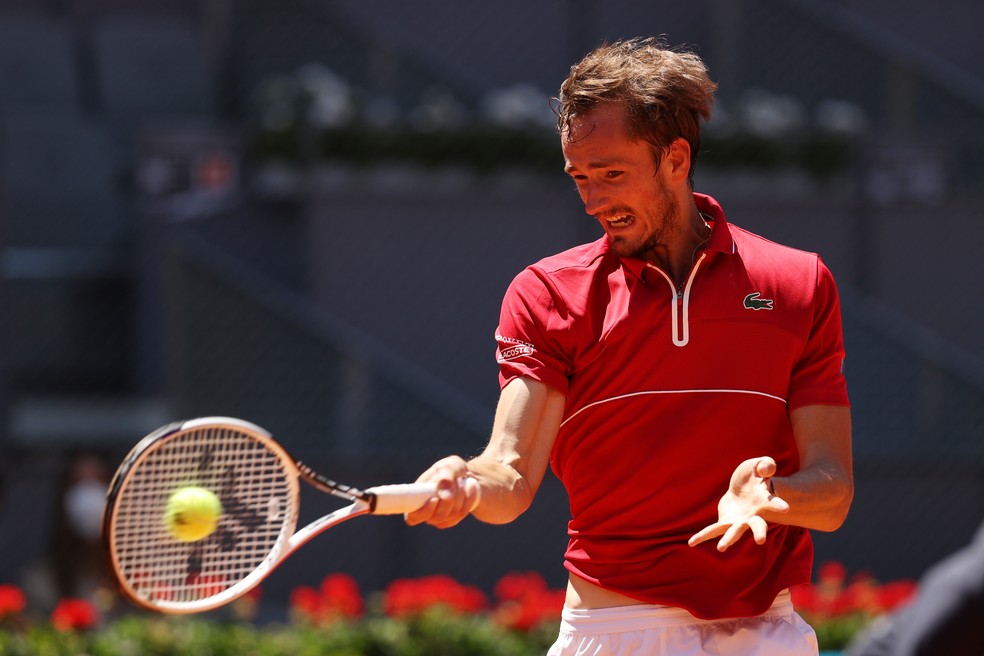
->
[164,486,223,542]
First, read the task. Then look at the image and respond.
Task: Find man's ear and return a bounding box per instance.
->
[663,137,690,181]
[664,138,692,182]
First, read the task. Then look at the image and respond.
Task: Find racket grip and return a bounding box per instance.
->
[366,482,439,515]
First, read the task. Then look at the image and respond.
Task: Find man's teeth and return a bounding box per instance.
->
[608,215,632,227]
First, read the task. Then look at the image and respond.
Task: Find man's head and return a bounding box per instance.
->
[556,38,717,188]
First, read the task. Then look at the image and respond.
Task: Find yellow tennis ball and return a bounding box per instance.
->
[164,486,223,542]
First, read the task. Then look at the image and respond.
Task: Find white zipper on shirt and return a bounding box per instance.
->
[646,252,707,347]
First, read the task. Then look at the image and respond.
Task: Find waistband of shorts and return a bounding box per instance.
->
[559,590,793,634]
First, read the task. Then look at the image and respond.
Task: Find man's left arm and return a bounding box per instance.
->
[689,403,853,551]
[766,404,854,531]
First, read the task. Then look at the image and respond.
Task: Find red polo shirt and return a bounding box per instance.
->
[495,193,849,619]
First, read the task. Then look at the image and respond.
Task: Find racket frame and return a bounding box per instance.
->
[103,417,429,614]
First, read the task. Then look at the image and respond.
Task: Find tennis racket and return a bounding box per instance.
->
[103,416,476,614]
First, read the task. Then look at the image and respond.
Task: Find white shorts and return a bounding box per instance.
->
[546,590,818,656]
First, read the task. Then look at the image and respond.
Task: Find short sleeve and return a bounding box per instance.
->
[495,267,572,395]
[788,258,850,409]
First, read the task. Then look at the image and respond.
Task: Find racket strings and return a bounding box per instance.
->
[111,426,297,607]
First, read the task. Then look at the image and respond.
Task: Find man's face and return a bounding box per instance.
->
[562,104,682,260]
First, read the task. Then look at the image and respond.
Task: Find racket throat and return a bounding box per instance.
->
[329,487,378,512]
[296,461,374,507]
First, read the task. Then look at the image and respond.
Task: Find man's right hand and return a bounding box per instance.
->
[404,455,480,529]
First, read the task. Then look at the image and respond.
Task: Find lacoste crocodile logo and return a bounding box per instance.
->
[743,292,774,310]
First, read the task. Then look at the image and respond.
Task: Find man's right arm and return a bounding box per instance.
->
[404,377,565,529]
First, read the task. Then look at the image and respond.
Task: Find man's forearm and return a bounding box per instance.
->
[465,454,535,525]
[766,461,853,532]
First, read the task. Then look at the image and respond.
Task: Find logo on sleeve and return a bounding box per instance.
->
[496,335,535,361]
[743,292,774,311]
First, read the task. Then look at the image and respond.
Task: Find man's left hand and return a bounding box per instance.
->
[688,456,790,552]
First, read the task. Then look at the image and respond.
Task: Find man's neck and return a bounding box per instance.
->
[651,203,711,287]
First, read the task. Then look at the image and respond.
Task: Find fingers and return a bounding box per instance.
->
[768,494,790,513]
[421,479,469,529]
[691,518,766,553]
[718,522,748,551]
[462,476,482,512]
[404,456,478,529]
[758,457,789,513]
[715,516,770,552]
[694,456,783,552]
[753,457,777,480]
[690,516,773,552]
[747,516,769,545]
[688,522,727,547]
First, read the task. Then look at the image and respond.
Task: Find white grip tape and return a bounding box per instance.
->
[365,482,438,515]
[367,477,481,515]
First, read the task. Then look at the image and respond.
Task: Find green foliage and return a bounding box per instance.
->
[811,613,874,651]
[249,123,564,173]
[700,132,854,179]
[0,566,914,654]
[0,612,543,656]
[248,121,854,177]
[792,562,919,651]
[0,607,883,655]
[243,70,856,178]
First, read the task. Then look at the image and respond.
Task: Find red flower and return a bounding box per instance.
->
[383,575,488,618]
[818,561,847,586]
[793,562,921,622]
[290,585,321,621]
[495,590,566,632]
[790,584,819,614]
[289,573,364,625]
[50,598,99,632]
[0,584,26,617]
[495,571,549,602]
[290,585,318,608]
[320,573,363,618]
[877,579,918,612]
[836,576,880,615]
[493,572,564,632]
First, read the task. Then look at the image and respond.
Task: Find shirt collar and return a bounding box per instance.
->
[617,192,737,282]
[694,192,736,255]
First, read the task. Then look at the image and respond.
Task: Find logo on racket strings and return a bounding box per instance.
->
[180,452,278,579]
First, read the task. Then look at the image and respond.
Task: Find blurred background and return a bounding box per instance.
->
[0,0,982,622]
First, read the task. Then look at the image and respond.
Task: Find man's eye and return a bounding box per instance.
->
[606,171,623,179]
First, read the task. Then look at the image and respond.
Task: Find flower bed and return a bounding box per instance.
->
[792,561,918,650]
[0,563,915,654]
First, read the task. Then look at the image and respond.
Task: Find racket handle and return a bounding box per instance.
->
[366,482,439,514]
[366,478,482,515]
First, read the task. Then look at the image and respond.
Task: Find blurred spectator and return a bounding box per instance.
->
[846,519,984,656]
[20,450,118,617]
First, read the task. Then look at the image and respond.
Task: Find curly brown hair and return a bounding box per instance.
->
[556,37,717,187]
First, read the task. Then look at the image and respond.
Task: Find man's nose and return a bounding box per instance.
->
[581,183,609,217]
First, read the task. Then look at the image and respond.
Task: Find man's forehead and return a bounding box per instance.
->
[563,103,629,141]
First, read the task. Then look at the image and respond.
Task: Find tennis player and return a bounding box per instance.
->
[407,37,853,656]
